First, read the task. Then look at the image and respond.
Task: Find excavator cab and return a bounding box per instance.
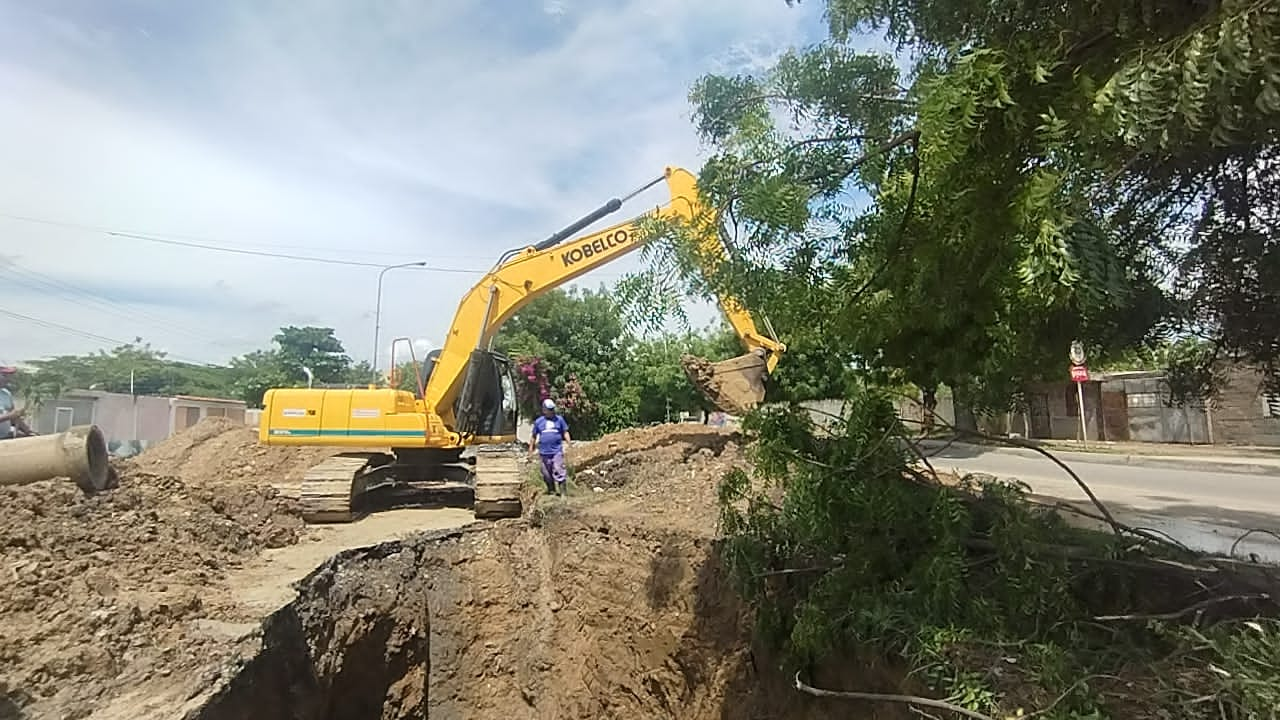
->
[453,349,519,442]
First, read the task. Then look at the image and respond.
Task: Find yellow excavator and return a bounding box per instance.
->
[258,166,786,523]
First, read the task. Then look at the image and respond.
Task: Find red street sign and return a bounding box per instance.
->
[1070,364,1089,382]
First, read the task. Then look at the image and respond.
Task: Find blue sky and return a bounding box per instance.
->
[0,0,830,368]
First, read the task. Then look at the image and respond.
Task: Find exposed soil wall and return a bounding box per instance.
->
[190,511,914,720]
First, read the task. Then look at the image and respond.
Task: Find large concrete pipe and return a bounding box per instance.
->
[0,425,113,493]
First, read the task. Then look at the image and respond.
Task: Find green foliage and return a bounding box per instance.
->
[496,287,626,438]
[719,394,1277,717]
[227,349,292,407]
[624,0,1280,411]
[23,343,235,403]
[1177,620,1280,718]
[495,286,759,437]
[269,326,353,385]
[17,327,366,409]
[229,326,364,406]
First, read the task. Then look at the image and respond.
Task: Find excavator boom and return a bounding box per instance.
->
[423,166,785,426]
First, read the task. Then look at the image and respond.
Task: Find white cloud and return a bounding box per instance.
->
[0,0,821,372]
[542,0,569,18]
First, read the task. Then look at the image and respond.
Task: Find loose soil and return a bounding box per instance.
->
[1,418,908,719]
[0,418,327,719]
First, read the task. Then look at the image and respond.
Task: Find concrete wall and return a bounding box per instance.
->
[1210,365,1280,446]
[1105,375,1210,444]
[91,394,174,443]
[29,390,250,456]
[33,396,95,433]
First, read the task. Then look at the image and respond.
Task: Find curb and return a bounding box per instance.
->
[914,439,1280,477]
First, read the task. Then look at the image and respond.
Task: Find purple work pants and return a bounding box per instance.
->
[539,452,566,492]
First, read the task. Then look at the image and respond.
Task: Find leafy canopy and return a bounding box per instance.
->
[628,0,1279,408]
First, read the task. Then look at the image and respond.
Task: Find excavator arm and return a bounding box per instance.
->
[426,166,786,429]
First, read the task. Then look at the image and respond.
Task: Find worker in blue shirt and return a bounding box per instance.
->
[529,398,571,496]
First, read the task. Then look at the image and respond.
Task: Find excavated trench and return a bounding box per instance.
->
[185,513,873,720]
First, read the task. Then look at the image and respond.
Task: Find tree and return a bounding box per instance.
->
[225,326,362,407]
[627,0,1278,410]
[24,342,235,400]
[228,349,292,407]
[495,287,627,437]
[653,2,1280,717]
[270,326,353,384]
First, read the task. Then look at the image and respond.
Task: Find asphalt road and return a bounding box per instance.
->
[920,442,1280,562]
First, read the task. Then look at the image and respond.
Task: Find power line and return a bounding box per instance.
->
[1,212,487,270]
[0,211,501,262]
[104,230,488,271]
[0,307,133,346]
[0,211,632,277]
[0,308,217,366]
[0,262,211,343]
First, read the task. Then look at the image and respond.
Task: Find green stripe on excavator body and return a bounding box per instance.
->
[267,429,427,437]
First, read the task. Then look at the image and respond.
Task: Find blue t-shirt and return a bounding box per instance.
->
[533,414,569,456]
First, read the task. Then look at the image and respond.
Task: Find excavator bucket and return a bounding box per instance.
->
[680,352,769,417]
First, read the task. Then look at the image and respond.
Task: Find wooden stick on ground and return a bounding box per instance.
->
[794,672,997,720]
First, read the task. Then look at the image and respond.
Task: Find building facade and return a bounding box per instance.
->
[30,390,247,456]
[997,364,1279,446]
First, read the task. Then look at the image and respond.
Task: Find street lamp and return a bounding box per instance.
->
[372,261,427,382]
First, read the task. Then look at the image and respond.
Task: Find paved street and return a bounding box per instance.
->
[919,441,1280,562]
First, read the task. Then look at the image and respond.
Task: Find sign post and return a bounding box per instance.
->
[1069,341,1088,445]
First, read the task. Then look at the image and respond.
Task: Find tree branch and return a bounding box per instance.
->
[794,672,997,720]
[755,564,842,579]
[840,130,922,307]
[1093,593,1271,622]
[890,400,1124,537]
[803,128,921,189]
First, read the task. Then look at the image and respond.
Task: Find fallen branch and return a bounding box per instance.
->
[1093,593,1271,622]
[893,406,1126,542]
[755,564,842,579]
[794,672,996,720]
[1229,528,1280,558]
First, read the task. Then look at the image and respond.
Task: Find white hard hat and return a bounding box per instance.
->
[542,398,556,410]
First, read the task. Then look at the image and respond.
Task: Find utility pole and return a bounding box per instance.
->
[371,261,427,382]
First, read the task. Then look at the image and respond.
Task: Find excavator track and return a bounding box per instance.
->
[299,452,389,524]
[471,447,523,519]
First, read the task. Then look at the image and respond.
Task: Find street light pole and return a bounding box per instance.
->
[372,261,427,382]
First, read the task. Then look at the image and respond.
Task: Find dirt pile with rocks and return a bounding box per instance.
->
[0,417,321,719]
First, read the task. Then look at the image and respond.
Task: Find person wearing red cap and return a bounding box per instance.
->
[0,367,34,439]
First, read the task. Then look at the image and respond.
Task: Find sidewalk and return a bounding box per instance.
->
[915,438,1280,477]
[1036,438,1280,460]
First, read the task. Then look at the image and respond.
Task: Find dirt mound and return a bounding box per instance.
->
[0,464,303,718]
[561,423,744,534]
[569,423,740,471]
[123,416,337,491]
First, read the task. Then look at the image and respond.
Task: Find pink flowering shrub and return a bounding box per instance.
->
[513,355,594,419]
